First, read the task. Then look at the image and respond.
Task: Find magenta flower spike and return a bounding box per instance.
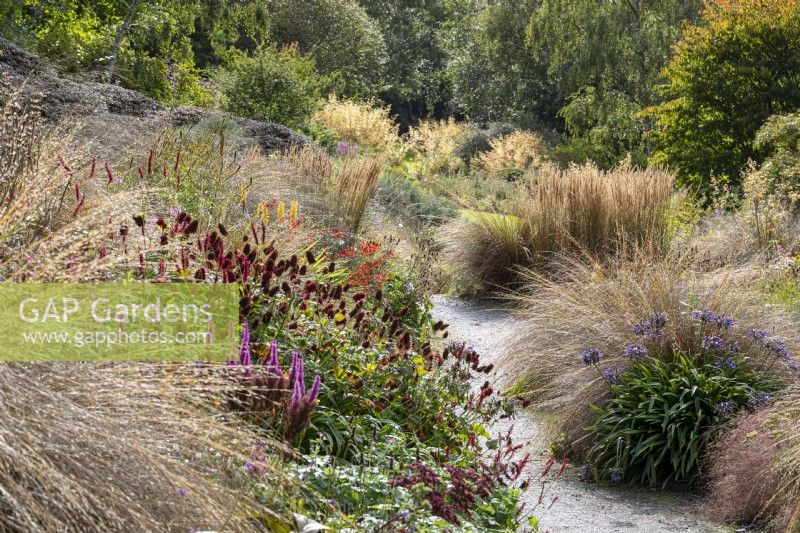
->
[290,378,302,410]
[295,356,305,395]
[239,322,252,366]
[288,351,299,382]
[267,340,281,376]
[306,375,321,403]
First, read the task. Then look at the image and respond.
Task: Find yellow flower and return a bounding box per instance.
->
[276,201,286,221]
[289,200,298,220]
[257,202,270,225]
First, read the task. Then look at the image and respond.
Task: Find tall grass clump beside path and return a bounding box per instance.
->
[503,251,800,458]
[705,387,800,531]
[0,363,295,531]
[446,161,675,293]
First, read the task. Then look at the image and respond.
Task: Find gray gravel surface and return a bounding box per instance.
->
[432,295,728,533]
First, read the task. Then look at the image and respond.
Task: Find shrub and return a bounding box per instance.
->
[220,45,323,127]
[267,0,386,99]
[375,173,458,228]
[408,118,468,175]
[477,130,546,178]
[312,96,401,156]
[589,353,770,487]
[504,251,800,458]
[647,0,800,199]
[750,112,800,206]
[455,122,516,164]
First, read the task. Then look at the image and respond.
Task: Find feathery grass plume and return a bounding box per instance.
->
[0,83,43,210]
[445,161,675,293]
[335,156,383,232]
[312,95,401,158]
[476,130,546,179]
[503,250,800,457]
[408,118,468,175]
[283,146,382,233]
[0,362,301,532]
[705,385,800,530]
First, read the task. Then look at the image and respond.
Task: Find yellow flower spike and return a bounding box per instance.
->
[239,185,248,207]
[277,201,286,221]
[257,202,270,225]
[289,200,298,220]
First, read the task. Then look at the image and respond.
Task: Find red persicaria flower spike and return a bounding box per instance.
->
[137,164,144,180]
[104,162,114,183]
[74,183,81,201]
[147,149,154,175]
[89,157,96,179]
[58,154,72,174]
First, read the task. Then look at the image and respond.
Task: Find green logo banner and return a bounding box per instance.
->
[0,283,239,361]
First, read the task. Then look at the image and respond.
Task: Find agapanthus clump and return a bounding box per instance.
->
[581,348,603,367]
[631,311,668,341]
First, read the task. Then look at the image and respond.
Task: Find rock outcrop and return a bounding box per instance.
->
[0,38,307,153]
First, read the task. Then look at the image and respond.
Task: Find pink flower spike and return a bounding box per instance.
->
[288,351,299,382]
[290,379,302,410]
[295,356,305,395]
[306,375,321,403]
[267,340,281,376]
[239,322,251,366]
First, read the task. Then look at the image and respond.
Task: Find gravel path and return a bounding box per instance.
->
[432,295,727,533]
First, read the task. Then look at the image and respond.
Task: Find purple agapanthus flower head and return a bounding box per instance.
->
[692,308,718,324]
[747,392,770,409]
[702,335,725,351]
[631,312,667,340]
[239,322,251,366]
[581,348,603,366]
[602,367,622,384]
[624,344,648,360]
[747,328,769,341]
[715,357,736,370]
[713,400,737,416]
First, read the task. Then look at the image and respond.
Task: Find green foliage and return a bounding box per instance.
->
[530,0,701,167]
[359,0,454,128]
[589,354,768,487]
[647,1,800,200]
[751,112,800,204]
[220,45,323,127]
[447,0,558,130]
[267,0,385,99]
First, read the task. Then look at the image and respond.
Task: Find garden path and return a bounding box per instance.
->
[431,295,727,533]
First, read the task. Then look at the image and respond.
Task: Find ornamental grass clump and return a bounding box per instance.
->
[446,161,674,293]
[705,385,800,531]
[505,251,800,458]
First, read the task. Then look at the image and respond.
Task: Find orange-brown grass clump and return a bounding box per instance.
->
[283,146,383,233]
[503,251,800,457]
[705,386,800,531]
[0,362,299,532]
[446,162,675,293]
